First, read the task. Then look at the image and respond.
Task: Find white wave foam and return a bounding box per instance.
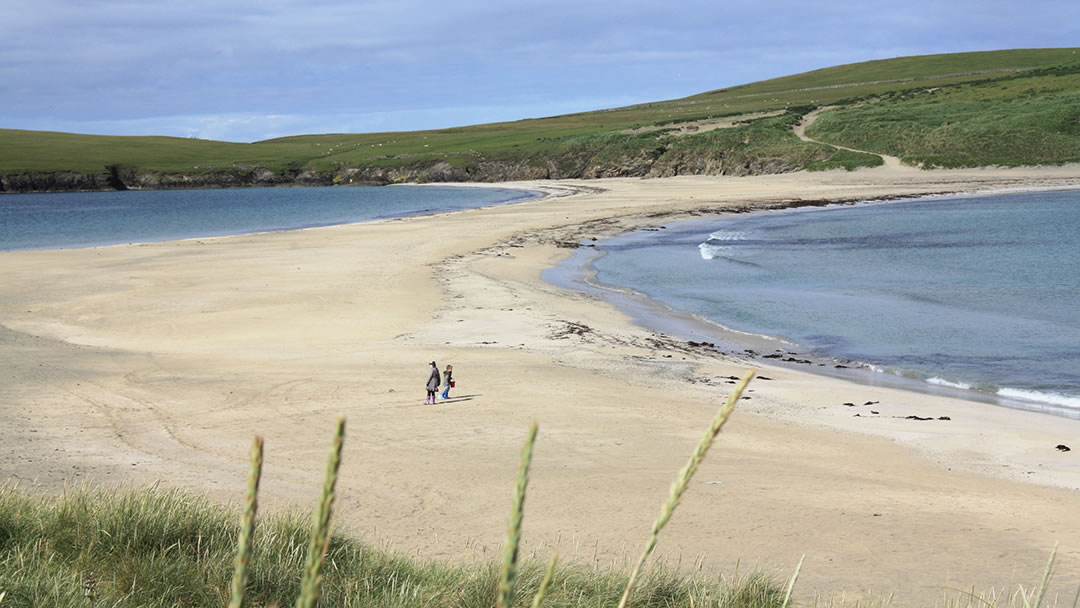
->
[698,231,747,260]
[997,388,1080,410]
[706,230,748,241]
[926,377,972,390]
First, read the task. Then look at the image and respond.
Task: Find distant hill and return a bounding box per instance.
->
[2,48,1079,192]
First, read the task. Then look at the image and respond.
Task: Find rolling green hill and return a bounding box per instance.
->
[2,48,1079,192]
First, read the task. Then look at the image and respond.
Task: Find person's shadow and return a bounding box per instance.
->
[436,393,479,404]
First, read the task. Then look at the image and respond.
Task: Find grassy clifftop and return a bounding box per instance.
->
[2,48,1079,191]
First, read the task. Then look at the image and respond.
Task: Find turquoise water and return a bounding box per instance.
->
[580,189,1080,416]
[0,185,538,251]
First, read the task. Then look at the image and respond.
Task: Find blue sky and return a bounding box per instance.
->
[2,0,1077,142]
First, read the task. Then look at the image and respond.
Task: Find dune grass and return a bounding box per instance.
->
[227,436,263,608]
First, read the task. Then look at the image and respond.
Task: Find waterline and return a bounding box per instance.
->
[548,189,1080,419]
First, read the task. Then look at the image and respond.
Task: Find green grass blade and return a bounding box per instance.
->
[1021,585,1033,608]
[617,369,756,608]
[496,421,539,608]
[530,552,559,608]
[781,554,805,608]
[228,435,264,608]
[296,418,346,608]
[1032,546,1057,608]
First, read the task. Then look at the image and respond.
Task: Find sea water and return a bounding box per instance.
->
[575,189,1080,417]
[0,185,538,251]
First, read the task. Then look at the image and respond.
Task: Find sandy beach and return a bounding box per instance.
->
[4,166,1080,605]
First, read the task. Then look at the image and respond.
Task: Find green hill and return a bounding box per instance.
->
[2,48,1079,192]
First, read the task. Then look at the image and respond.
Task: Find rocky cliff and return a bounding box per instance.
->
[0,139,832,193]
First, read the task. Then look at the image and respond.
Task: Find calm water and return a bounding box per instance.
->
[0,185,538,251]
[579,189,1080,416]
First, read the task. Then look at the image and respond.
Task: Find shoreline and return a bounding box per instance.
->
[544,187,1080,420]
[4,167,1080,603]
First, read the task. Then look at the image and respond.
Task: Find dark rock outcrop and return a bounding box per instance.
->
[0,142,829,193]
[1,171,118,193]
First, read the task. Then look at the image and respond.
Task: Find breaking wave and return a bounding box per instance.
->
[997,387,1080,411]
[926,377,973,390]
[698,230,747,260]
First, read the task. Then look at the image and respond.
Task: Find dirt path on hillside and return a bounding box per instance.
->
[795,107,910,170]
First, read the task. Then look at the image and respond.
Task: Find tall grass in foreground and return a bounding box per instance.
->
[296,417,346,608]
[0,488,779,607]
[496,421,539,608]
[1,371,1074,607]
[228,436,263,608]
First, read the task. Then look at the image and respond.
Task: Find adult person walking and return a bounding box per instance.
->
[425,360,441,405]
[440,364,454,400]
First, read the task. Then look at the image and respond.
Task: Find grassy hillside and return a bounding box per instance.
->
[0,131,317,174]
[805,61,1080,167]
[2,48,1079,190]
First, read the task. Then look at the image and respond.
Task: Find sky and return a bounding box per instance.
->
[2,0,1078,142]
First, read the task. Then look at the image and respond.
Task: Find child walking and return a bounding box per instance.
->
[440,364,454,400]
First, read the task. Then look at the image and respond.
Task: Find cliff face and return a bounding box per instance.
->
[0,147,824,193]
[1,112,839,193]
[1,171,119,193]
[0,166,333,193]
[1,161,511,193]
